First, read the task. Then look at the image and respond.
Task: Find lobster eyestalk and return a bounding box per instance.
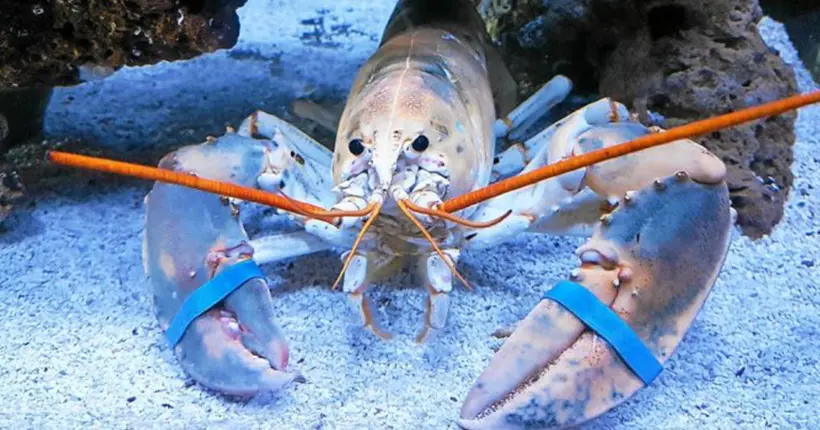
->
[439,89,820,214]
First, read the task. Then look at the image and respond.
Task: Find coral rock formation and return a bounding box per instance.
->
[0,0,248,88]
[0,168,23,225]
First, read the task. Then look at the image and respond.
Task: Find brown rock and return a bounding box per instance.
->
[0,0,247,88]
[479,0,799,238]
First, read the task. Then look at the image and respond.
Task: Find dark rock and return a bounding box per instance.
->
[0,0,248,88]
[0,88,49,225]
[0,87,52,154]
[1,167,24,225]
[479,0,799,238]
[0,112,7,145]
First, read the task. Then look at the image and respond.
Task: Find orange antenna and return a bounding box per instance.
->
[299,204,378,219]
[47,151,365,222]
[439,90,820,213]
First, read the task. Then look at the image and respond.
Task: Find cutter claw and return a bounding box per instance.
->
[460,174,733,428]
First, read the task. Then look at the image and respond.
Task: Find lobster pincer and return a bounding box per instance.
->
[143,119,333,395]
[459,115,733,429]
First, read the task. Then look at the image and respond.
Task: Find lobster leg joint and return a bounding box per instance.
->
[417,248,459,343]
[342,251,392,340]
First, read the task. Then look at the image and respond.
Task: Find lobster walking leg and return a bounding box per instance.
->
[248,231,332,266]
[491,76,579,181]
[472,99,632,246]
[416,249,460,343]
[341,251,393,339]
[493,75,573,141]
[492,96,630,180]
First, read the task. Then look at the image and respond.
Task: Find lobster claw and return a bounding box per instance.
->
[169,275,303,396]
[144,134,303,396]
[459,172,733,429]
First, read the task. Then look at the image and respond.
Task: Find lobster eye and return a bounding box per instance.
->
[411,135,429,152]
[348,138,365,156]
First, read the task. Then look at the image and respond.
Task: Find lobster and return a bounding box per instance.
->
[48,0,820,428]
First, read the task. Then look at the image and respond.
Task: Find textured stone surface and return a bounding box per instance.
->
[0,86,53,225]
[0,113,7,145]
[0,87,52,154]
[0,0,247,88]
[479,0,800,238]
[0,168,24,225]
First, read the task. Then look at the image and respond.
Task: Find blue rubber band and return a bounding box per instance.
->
[543,281,663,385]
[165,259,265,347]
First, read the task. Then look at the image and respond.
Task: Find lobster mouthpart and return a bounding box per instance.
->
[460,172,733,429]
[144,134,302,395]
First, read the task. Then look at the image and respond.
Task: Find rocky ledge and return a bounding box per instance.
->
[0,0,247,88]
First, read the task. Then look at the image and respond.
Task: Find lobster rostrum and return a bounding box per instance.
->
[49,0,820,428]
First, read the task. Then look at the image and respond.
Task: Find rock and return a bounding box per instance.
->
[479,0,799,238]
[0,113,7,147]
[0,87,52,154]
[0,0,248,88]
[0,168,24,226]
[0,87,52,225]
[0,0,249,220]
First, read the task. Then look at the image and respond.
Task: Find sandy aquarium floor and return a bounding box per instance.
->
[1,11,819,430]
